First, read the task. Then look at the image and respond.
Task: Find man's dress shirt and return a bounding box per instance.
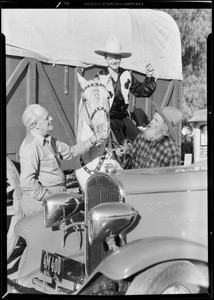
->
[19,131,93,201]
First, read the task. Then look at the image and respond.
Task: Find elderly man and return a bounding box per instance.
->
[19,104,101,216]
[117,101,183,168]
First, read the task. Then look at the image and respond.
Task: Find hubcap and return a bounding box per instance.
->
[162,283,192,294]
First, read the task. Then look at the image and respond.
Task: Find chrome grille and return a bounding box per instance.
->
[85,173,123,276]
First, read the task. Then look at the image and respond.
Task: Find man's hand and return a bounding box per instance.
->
[115,140,131,156]
[145,63,154,77]
[91,123,109,145]
[90,131,108,147]
[115,146,126,156]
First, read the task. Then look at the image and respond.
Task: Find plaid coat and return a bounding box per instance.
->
[126,132,180,169]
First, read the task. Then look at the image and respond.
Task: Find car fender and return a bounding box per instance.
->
[96,237,207,280]
[77,236,207,294]
[14,213,83,280]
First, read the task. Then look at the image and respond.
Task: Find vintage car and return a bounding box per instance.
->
[7,159,208,295]
[4,8,209,295]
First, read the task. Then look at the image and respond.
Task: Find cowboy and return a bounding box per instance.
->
[94,36,157,145]
[116,101,183,168]
[19,104,103,216]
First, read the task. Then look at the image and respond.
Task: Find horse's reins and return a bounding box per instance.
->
[80,82,110,175]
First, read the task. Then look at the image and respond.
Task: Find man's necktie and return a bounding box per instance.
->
[44,138,62,169]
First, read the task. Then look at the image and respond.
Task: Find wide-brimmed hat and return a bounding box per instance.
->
[94,36,132,58]
[150,100,183,141]
[187,108,207,123]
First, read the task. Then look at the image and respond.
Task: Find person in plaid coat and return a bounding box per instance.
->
[117,101,183,169]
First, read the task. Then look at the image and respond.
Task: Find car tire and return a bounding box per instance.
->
[126,260,208,295]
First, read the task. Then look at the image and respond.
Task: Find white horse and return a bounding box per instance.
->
[75,73,122,191]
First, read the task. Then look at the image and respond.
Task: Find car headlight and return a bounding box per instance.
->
[87,202,138,245]
[43,192,84,228]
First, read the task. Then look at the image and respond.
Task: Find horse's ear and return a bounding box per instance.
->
[77,73,88,90]
[99,74,111,87]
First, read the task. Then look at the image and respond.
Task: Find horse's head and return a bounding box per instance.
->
[76,73,123,190]
[77,73,111,141]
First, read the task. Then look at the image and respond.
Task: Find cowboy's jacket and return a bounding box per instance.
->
[96,67,156,120]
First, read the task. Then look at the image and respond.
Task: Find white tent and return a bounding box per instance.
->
[2,8,182,80]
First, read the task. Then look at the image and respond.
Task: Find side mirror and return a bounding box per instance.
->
[43,192,84,228]
[87,202,138,245]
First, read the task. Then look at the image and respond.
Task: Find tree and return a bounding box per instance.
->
[161,9,211,120]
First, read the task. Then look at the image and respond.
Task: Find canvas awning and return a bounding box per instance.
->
[2,8,182,80]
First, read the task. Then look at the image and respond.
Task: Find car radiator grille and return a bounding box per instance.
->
[85,173,123,276]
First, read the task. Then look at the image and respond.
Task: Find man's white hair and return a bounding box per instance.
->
[22,104,46,130]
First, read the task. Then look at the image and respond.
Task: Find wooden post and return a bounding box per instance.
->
[6,58,29,105]
[25,59,37,135]
[160,80,175,109]
[177,80,183,155]
[36,61,75,144]
[73,67,82,136]
[145,97,151,120]
[26,59,37,106]
[64,65,69,95]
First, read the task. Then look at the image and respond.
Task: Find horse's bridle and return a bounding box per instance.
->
[80,82,110,175]
[82,83,110,125]
[80,140,109,175]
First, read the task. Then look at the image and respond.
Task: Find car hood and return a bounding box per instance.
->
[112,163,207,195]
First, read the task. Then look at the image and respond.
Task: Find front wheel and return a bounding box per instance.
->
[126,260,208,295]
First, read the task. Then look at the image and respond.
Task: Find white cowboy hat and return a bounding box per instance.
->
[187,108,207,123]
[94,36,132,58]
[150,100,183,141]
